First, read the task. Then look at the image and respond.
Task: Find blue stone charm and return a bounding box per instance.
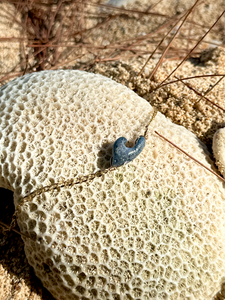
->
[112,136,145,167]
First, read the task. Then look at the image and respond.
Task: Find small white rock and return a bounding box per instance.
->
[213,127,225,177]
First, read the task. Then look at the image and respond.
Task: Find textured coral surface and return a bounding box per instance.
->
[0,70,152,203]
[1,70,225,300]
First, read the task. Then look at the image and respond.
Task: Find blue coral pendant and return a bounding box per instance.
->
[112,136,145,167]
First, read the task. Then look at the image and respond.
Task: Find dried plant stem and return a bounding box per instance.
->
[140,0,201,79]
[204,76,225,95]
[155,131,225,184]
[156,74,225,89]
[157,9,225,87]
[175,75,225,113]
[138,11,187,76]
[0,220,31,240]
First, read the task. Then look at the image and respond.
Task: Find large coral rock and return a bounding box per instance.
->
[0,70,225,300]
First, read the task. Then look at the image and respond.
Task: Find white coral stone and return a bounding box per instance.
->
[1,70,225,300]
[213,127,225,178]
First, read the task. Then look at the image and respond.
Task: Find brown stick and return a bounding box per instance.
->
[154,131,225,184]
[175,76,225,113]
[141,0,201,79]
[157,9,225,87]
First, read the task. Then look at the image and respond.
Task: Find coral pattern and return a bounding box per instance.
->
[0,70,225,300]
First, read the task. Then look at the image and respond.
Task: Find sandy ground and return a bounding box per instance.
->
[1,0,225,299]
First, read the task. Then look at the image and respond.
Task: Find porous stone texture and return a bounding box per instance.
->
[0,70,152,205]
[1,70,225,300]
